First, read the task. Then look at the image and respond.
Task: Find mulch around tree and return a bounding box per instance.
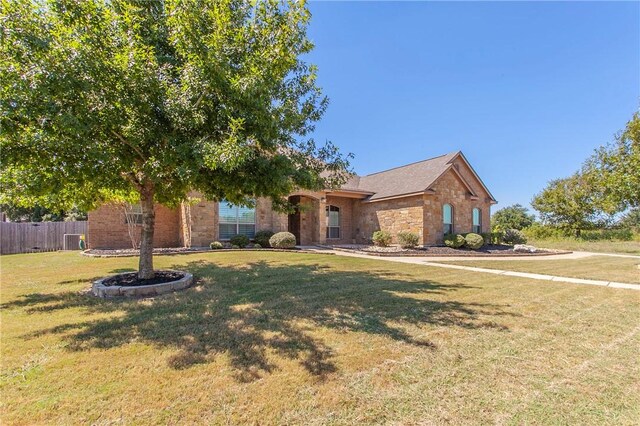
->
[101,270,186,287]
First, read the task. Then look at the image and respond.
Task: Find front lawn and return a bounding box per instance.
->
[528,238,640,255]
[438,255,640,284]
[2,252,639,424]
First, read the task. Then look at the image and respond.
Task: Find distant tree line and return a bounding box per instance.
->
[0,203,87,222]
[530,113,638,236]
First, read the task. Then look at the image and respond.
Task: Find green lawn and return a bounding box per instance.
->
[439,255,640,284]
[2,251,639,424]
[528,238,640,255]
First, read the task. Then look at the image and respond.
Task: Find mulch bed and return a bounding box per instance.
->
[101,270,185,287]
[332,244,570,257]
[83,247,322,258]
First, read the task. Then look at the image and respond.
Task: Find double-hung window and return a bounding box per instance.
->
[219,201,256,240]
[472,208,481,233]
[326,205,340,239]
[443,204,454,235]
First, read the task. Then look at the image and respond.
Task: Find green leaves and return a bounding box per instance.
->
[1,0,351,211]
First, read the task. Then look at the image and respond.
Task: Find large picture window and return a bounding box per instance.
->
[219,201,256,240]
[326,205,340,239]
[443,204,454,235]
[472,208,481,233]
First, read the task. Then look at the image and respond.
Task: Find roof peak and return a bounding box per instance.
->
[363,151,460,177]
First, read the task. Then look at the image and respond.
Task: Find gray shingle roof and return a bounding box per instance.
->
[339,151,461,201]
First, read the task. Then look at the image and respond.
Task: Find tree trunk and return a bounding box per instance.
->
[138,184,156,280]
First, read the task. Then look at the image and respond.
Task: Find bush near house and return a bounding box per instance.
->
[230,234,250,248]
[210,241,224,250]
[254,230,275,248]
[397,231,419,248]
[253,244,262,249]
[481,232,503,245]
[372,231,392,247]
[503,229,527,245]
[464,233,484,250]
[269,232,297,249]
[444,234,465,248]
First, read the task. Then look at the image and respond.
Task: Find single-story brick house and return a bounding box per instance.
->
[88,151,496,248]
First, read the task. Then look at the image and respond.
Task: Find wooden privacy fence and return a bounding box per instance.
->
[0,221,88,255]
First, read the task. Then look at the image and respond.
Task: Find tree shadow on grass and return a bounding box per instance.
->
[5,260,516,382]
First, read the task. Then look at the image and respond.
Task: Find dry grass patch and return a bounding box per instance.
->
[439,255,640,283]
[1,251,639,424]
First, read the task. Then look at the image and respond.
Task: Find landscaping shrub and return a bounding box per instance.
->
[372,230,392,247]
[253,230,274,247]
[231,244,240,249]
[522,223,565,240]
[397,231,419,248]
[210,241,224,250]
[229,234,250,248]
[503,228,527,245]
[444,233,465,248]
[253,243,262,249]
[481,232,503,245]
[269,231,296,249]
[464,233,484,250]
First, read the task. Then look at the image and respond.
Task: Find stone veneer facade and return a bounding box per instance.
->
[88,156,493,249]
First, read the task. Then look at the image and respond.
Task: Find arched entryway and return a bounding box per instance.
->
[287,195,320,245]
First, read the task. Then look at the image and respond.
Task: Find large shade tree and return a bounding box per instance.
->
[583,112,640,212]
[1,0,351,278]
[531,174,606,237]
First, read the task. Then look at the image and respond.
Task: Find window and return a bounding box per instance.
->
[472,208,481,233]
[443,204,453,235]
[219,201,256,240]
[326,205,340,239]
[123,203,143,224]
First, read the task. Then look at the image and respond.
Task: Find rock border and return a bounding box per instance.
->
[82,247,333,258]
[92,270,193,298]
[329,246,572,257]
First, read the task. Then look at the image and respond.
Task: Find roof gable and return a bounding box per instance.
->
[335,151,496,203]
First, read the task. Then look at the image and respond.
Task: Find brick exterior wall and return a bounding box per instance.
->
[325,196,356,245]
[353,195,424,244]
[424,169,490,245]
[87,203,180,249]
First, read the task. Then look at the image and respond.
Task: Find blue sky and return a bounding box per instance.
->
[305,1,639,213]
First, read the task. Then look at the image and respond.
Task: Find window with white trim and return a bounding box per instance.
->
[123,203,143,224]
[218,201,256,240]
[443,204,453,235]
[326,205,340,239]
[472,208,481,233]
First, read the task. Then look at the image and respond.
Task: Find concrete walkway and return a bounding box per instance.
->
[302,247,640,291]
[422,261,640,290]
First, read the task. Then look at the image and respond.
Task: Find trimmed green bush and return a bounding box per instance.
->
[253,243,262,249]
[210,241,224,250]
[464,233,484,250]
[503,228,527,245]
[231,244,240,249]
[372,230,392,247]
[397,231,419,248]
[254,230,274,247]
[269,231,296,249]
[444,233,465,248]
[229,234,250,248]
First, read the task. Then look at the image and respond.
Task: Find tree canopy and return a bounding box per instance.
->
[490,204,535,231]
[583,112,640,212]
[1,0,351,278]
[531,174,608,236]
